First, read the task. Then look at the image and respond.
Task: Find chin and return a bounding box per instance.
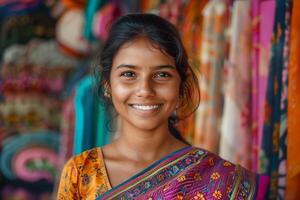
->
[130,118,167,132]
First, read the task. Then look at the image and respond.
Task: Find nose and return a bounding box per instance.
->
[135,77,155,97]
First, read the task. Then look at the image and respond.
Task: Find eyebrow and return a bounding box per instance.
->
[115,64,176,70]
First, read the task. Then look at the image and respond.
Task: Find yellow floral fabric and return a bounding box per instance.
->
[56,148,111,200]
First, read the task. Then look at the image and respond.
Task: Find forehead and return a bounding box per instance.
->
[112,37,175,68]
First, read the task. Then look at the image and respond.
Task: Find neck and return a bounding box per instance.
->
[113,122,183,163]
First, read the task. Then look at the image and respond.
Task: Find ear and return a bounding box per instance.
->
[104,81,110,90]
[103,81,111,98]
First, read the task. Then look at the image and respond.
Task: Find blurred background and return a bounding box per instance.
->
[0,0,299,199]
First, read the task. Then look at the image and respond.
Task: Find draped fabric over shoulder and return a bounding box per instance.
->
[57,147,268,199]
[97,147,268,200]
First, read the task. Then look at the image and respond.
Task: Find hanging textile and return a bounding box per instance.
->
[174,0,208,143]
[259,0,291,199]
[220,0,251,169]
[250,0,260,173]
[286,0,300,198]
[250,0,276,172]
[61,0,86,9]
[73,76,95,154]
[73,76,111,155]
[178,0,208,66]
[194,0,226,153]
[84,0,106,41]
[94,96,111,147]
[92,2,122,42]
[139,0,160,12]
[277,0,291,197]
[59,93,76,166]
[59,62,90,165]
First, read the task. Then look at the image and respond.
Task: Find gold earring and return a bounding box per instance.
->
[173,107,178,117]
[104,89,111,98]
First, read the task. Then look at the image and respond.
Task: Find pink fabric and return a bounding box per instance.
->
[13,147,58,182]
[93,3,121,41]
[257,0,276,165]
[250,0,260,172]
[256,175,270,200]
[250,0,275,172]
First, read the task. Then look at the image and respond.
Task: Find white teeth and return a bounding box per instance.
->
[131,104,160,111]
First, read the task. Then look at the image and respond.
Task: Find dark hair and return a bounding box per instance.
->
[95,13,200,143]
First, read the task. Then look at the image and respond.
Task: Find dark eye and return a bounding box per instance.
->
[120,71,135,78]
[154,72,171,79]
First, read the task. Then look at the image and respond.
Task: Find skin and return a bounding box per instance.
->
[102,37,188,188]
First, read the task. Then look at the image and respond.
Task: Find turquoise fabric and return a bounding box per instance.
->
[94,97,110,147]
[73,76,93,154]
[73,75,111,155]
[0,131,59,180]
[260,0,291,198]
[84,0,106,41]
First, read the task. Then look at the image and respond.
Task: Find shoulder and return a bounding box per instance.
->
[190,146,238,171]
[190,146,268,199]
[69,147,103,166]
[64,147,104,173]
[58,147,111,199]
[191,146,254,173]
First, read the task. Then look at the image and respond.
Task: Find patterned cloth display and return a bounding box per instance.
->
[259,0,291,199]
[0,40,76,134]
[0,10,78,198]
[0,131,59,181]
[0,0,55,57]
[57,146,269,200]
[220,0,252,169]
[175,0,208,143]
[250,0,276,172]
[286,0,300,198]
[1,0,298,199]
[194,0,226,153]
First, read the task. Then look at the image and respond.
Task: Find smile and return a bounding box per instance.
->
[129,104,162,111]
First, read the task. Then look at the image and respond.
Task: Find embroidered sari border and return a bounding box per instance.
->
[248,172,256,199]
[98,146,207,199]
[230,165,243,200]
[100,146,194,198]
[230,165,257,200]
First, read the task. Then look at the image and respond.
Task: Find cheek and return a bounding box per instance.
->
[157,82,180,101]
[110,82,132,103]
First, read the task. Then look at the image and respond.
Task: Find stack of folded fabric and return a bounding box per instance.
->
[0,36,79,200]
[0,131,59,182]
[0,0,55,57]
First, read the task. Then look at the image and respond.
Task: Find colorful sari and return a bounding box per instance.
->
[98,146,268,200]
[57,146,269,199]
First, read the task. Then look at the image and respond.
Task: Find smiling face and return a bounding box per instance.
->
[109,37,181,132]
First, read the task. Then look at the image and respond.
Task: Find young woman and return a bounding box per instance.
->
[57,13,268,200]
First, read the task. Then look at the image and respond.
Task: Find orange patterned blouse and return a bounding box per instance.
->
[57,148,111,200]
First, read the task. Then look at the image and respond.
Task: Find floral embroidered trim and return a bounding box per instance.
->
[100,148,207,199]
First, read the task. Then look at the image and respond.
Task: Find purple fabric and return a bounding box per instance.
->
[258,0,276,166]
[250,0,260,172]
[257,175,270,200]
[98,147,267,199]
[251,0,276,172]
